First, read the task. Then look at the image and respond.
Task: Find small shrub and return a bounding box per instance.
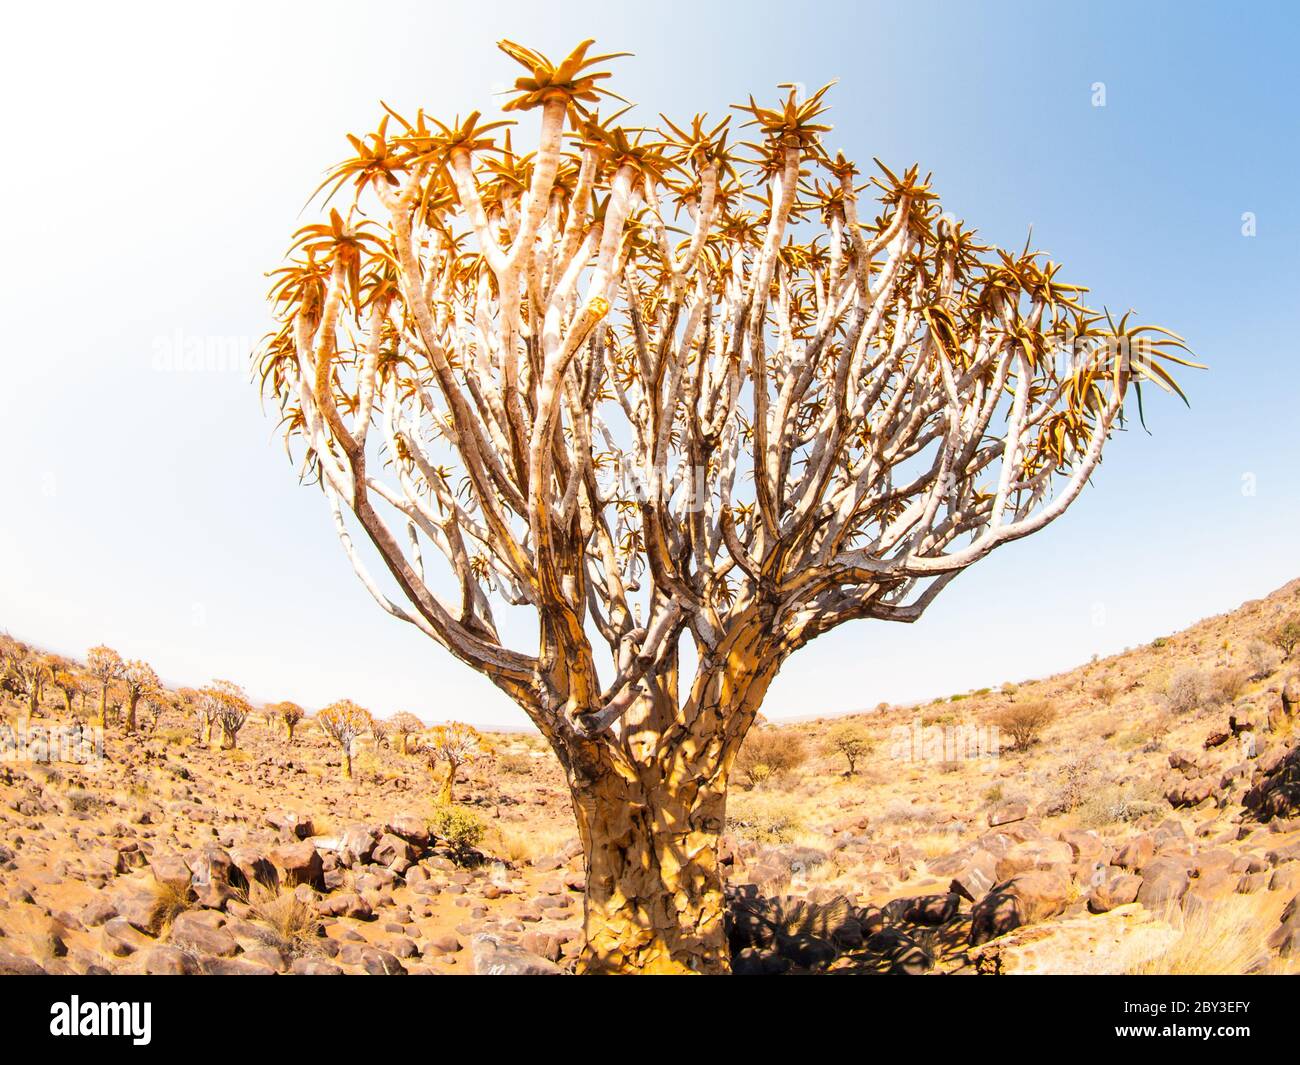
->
[431,803,485,858]
[496,752,534,775]
[1165,668,1207,715]
[1245,639,1278,681]
[1208,666,1251,706]
[1077,782,1163,827]
[877,799,938,826]
[736,727,807,786]
[1047,750,1101,814]
[993,701,1056,751]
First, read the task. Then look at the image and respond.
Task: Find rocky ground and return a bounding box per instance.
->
[2,579,1300,975]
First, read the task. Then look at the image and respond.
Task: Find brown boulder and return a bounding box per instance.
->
[270,842,324,889]
[371,833,416,871]
[1087,870,1141,913]
[987,801,1028,827]
[1114,835,1155,872]
[1136,856,1191,907]
[1268,893,1300,956]
[995,839,1073,882]
[149,854,193,895]
[969,870,1070,946]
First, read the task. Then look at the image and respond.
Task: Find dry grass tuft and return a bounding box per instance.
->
[487,822,576,865]
[148,880,196,933]
[1122,894,1285,975]
[244,883,323,959]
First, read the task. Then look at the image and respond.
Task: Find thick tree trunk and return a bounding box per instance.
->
[571,768,729,974]
[125,693,138,732]
[544,607,781,975]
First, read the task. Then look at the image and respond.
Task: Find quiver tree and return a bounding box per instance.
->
[257,40,1196,973]
[196,680,247,748]
[53,670,80,714]
[389,711,423,754]
[423,721,486,804]
[272,700,305,743]
[140,689,172,733]
[10,654,52,720]
[212,687,252,750]
[173,687,202,739]
[121,660,160,732]
[317,699,373,779]
[85,645,125,730]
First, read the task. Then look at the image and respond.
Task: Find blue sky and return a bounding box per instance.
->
[2,0,1297,725]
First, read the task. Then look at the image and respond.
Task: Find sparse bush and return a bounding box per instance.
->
[1208,666,1251,706]
[993,700,1056,751]
[824,721,872,775]
[1048,749,1101,815]
[877,799,939,826]
[1245,639,1278,681]
[1077,781,1164,827]
[735,727,807,786]
[1089,676,1119,705]
[496,751,534,775]
[1165,667,1207,715]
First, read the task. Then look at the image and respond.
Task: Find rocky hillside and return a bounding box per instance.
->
[1,579,1299,975]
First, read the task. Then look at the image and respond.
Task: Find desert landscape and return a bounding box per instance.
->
[2,578,1298,977]
[6,0,1300,1001]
